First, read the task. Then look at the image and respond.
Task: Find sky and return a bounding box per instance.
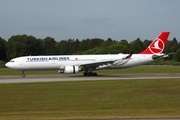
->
[0,0,180,41]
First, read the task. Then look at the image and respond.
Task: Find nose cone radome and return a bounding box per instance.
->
[5,62,9,68]
[5,62,15,69]
[5,62,17,69]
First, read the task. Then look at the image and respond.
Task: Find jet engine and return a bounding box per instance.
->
[64,65,80,74]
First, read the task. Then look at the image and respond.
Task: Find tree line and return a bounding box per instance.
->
[0,34,180,63]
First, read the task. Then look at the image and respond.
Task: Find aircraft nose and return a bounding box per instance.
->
[5,62,10,68]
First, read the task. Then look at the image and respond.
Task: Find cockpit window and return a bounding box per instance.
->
[10,60,14,62]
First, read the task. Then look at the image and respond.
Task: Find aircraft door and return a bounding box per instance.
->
[19,58,24,65]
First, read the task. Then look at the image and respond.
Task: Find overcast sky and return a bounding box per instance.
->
[0,0,180,41]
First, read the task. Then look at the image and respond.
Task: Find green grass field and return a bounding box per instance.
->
[0,66,180,119]
[0,79,180,120]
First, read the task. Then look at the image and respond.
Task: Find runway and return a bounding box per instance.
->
[0,74,180,84]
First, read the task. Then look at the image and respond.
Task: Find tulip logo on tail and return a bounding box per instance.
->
[139,32,169,54]
[149,38,164,54]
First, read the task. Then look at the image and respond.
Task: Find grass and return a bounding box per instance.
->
[0,79,180,119]
[1,65,180,76]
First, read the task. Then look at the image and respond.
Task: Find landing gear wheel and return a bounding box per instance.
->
[22,71,25,77]
[92,72,97,76]
[22,74,25,77]
[83,72,97,76]
[88,72,93,76]
[83,72,88,76]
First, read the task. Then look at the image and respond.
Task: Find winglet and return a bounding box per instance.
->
[122,54,132,60]
[139,32,170,54]
[125,54,132,59]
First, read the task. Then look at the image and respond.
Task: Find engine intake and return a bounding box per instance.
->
[64,66,80,74]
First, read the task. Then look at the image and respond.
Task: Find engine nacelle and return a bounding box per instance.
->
[64,66,80,74]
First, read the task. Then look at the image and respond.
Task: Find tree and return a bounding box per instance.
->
[59,39,77,55]
[78,39,91,52]
[129,38,144,53]
[173,48,180,62]
[107,40,130,54]
[171,37,179,52]
[6,35,27,60]
[74,39,80,53]
[118,40,130,53]
[26,36,44,55]
[143,39,152,48]
[43,37,59,55]
[58,40,69,55]
[164,38,178,53]
[0,37,7,61]
[163,38,179,60]
[66,39,76,54]
[101,38,114,47]
[89,38,104,49]
[6,35,44,61]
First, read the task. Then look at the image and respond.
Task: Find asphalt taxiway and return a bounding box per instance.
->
[0,74,180,84]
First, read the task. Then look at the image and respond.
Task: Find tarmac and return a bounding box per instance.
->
[0,73,180,84]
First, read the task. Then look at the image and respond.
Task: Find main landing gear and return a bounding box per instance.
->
[22,71,25,77]
[83,67,98,76]
[83,71,97,76]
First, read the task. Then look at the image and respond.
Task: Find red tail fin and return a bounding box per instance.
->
[139,32,170,54]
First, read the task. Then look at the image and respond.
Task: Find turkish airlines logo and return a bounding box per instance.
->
[149,38,164,54]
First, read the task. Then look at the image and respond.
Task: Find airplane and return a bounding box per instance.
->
[5,32,170,77]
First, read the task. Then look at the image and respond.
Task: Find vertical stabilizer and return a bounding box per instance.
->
[139,32,170,54]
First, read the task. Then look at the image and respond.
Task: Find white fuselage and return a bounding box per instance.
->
[5,54,154,71]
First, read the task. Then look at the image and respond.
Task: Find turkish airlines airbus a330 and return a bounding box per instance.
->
[5,32,170,77]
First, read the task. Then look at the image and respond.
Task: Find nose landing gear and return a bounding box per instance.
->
[22,71,25,77]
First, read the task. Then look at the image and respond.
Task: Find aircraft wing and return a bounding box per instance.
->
[79,54,132,68]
